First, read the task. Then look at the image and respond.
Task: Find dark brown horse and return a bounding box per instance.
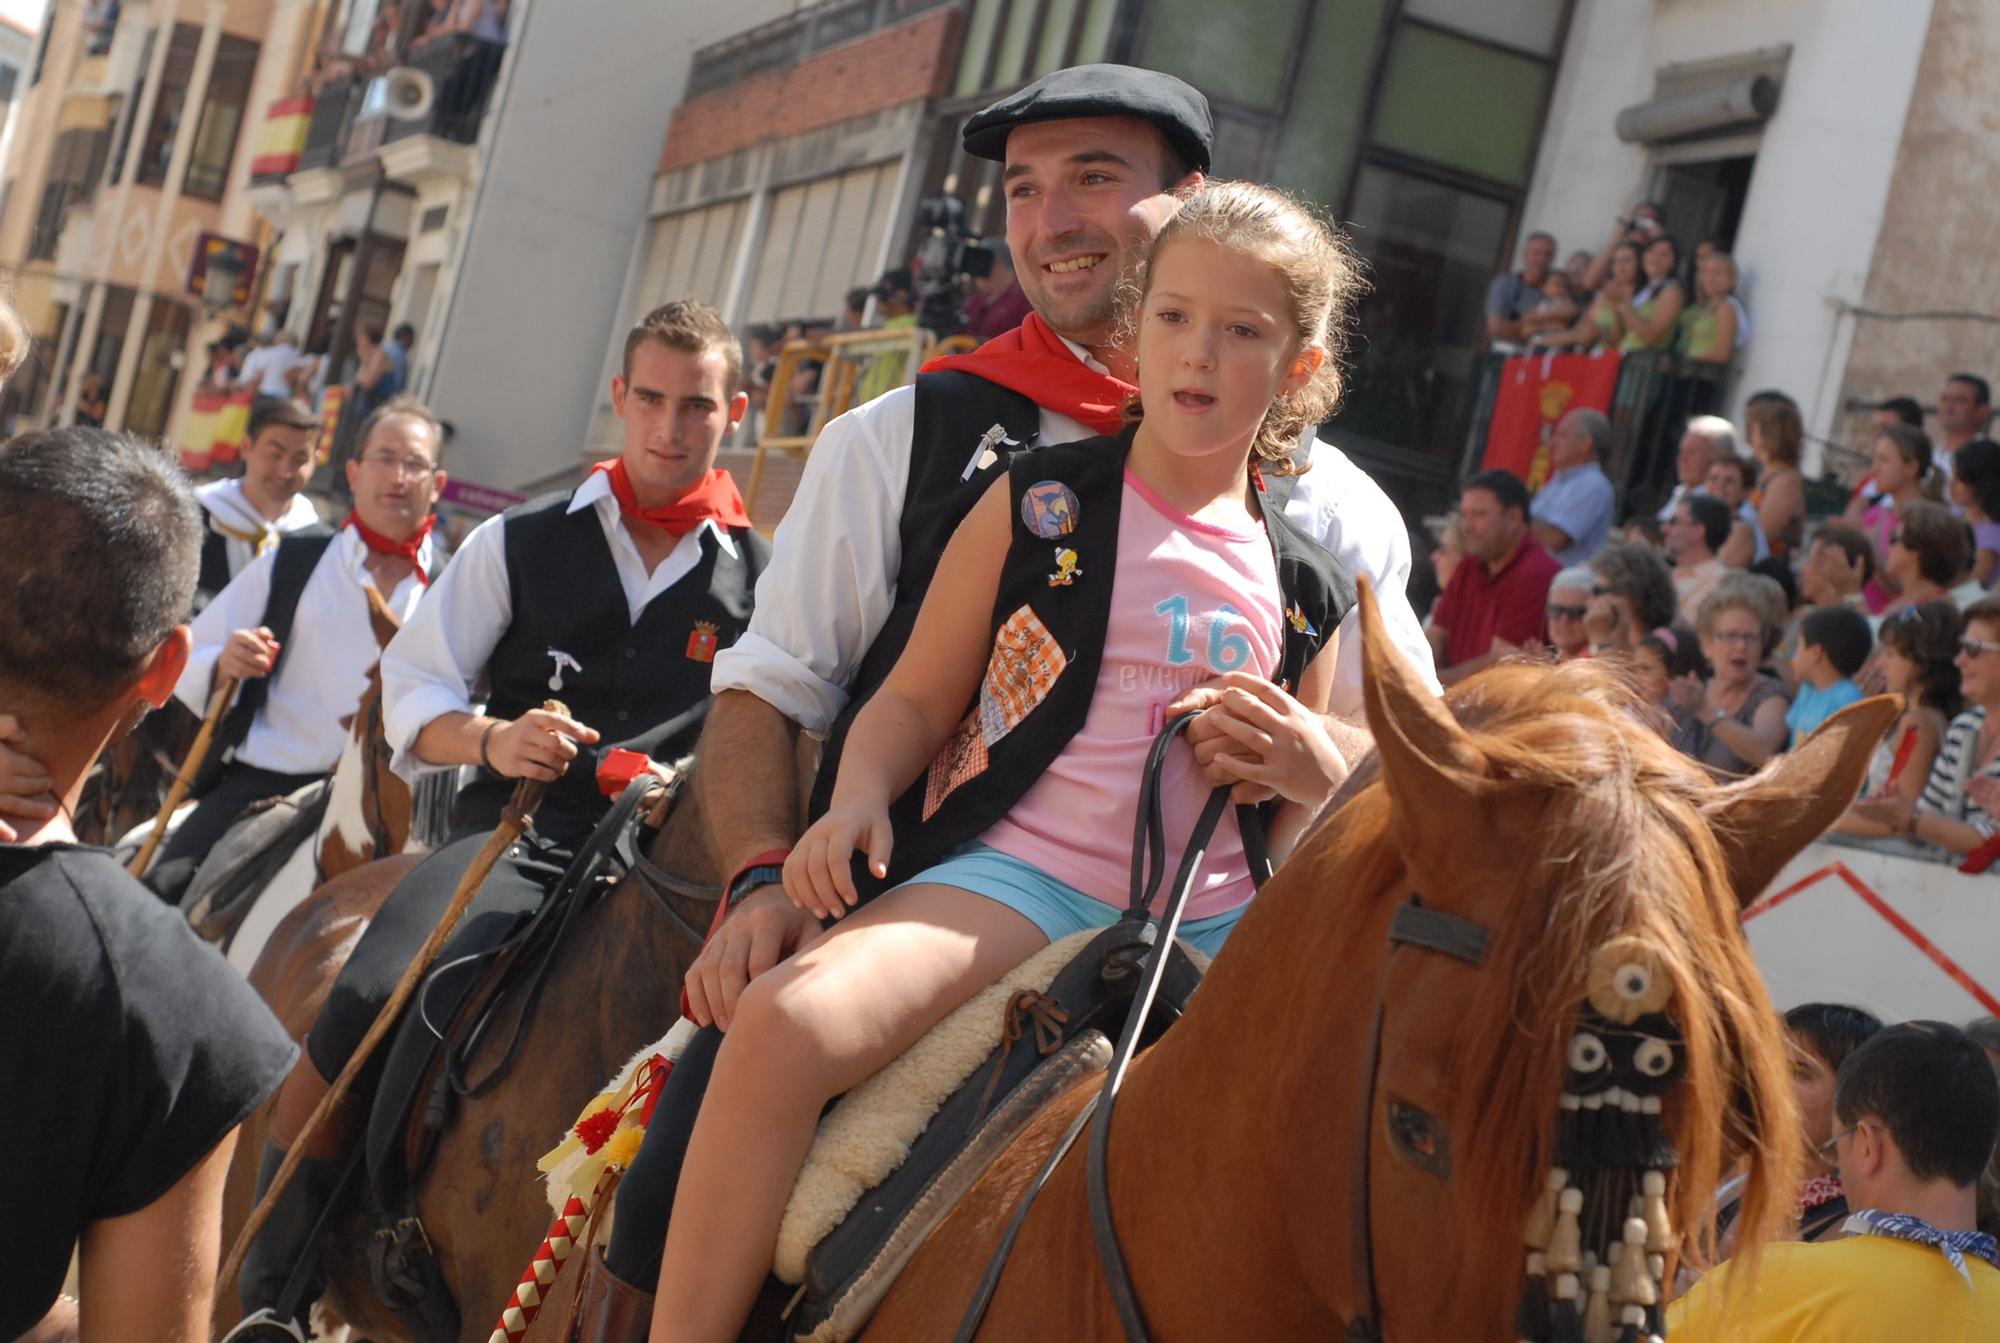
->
[846,582,1895,1340]
[221,766,728,1341]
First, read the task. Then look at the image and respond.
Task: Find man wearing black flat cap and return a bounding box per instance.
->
[576,64,1438,1332]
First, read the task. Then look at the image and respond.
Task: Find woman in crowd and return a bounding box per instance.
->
[1681,251,1744,365]
[1857,425,1935,608]
[1746,394,1807,561]
[1877,500,1971,618]
[1667,572,1792,772]
[1584,539,1678,656]
[1613,235,1687,353]
[1705,452,1768,567]
[1545,565,1596,660]
[1535,241,1640,352]
[1949,437,2000,587]
[1853,596,2000,859]
[1833,601,1962,837]
[1631,623,1706,713]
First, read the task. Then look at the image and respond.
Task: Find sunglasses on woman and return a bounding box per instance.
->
[1548,604,1588,621]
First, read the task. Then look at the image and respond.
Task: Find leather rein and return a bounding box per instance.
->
[954,717,1492,1342]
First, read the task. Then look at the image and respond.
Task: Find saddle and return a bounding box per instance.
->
[181,781,330,946]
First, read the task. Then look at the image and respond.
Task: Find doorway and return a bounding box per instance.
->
[1651,153,1754,253]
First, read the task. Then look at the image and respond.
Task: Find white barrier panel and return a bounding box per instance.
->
[1746,838,2000,1024]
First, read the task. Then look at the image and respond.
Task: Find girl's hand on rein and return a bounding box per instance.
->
[785,801,894,920]
[1171,674,1347,807]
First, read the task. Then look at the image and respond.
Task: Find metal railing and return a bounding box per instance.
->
[297,74,363,172]
[1460,348,1729,519]
[685,0,956,98]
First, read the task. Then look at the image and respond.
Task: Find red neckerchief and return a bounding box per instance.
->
[590,459,752,537]
[344,510,434,585]
[921,311,1135,435]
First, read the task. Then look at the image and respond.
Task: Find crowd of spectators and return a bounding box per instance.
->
[1485,203,1751,362]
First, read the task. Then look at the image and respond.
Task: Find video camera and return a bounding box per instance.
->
[911,194,994,338]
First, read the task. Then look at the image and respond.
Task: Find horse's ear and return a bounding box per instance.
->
[1701,694,1902,906]
[1356,576,1486,799]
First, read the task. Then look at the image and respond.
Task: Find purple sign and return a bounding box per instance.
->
[440,478,528,514]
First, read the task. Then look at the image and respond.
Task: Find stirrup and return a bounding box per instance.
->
[218,1306,310,1343]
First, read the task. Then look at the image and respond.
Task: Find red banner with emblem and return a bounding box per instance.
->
[1481,351,1621,490]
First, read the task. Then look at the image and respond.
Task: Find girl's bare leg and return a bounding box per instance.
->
[648,884,1048,1342]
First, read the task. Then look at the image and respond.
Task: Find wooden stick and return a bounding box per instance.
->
[217,701,567,1296]
[127,675,239,877]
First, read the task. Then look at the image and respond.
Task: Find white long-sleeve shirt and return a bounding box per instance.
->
[710,348,1438,734]
[176,526,431,775]
[195,477,323,580]
[377,469,739,781]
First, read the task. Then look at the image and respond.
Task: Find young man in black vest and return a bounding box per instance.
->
[0,427,297,1343]
[143,396,446,906]
[585,63,1441,1335]
[194,396,327,612]
[222,300,769,1342]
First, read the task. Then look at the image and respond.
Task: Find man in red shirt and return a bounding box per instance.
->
[1427,469,1561,686]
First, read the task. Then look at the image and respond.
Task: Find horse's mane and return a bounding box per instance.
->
[1329,657,1800,1272]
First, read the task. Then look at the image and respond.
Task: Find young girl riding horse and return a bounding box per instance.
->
[649,181,1363,1340]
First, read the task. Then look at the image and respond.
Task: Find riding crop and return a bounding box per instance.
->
[216,701,567,1299]
[127,675,238,877]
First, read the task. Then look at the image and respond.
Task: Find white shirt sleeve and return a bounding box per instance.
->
[1283,439,1441,715]
[379,510,514,780]
[708,388,915,734]
[174,547,279,714]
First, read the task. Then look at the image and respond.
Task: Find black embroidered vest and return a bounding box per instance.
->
[827,425,1354,898]
[460,489,768,842]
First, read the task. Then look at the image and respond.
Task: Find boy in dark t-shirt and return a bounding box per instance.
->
[0,427,295,1341]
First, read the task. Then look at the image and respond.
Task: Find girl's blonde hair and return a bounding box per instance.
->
[1123,180,1365,473]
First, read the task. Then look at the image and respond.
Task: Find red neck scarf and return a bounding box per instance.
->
[921,311,1135,435]
[345,510,434,584]
[591,458,752,537]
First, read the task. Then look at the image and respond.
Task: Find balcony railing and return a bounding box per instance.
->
[384,31,505,148]
[297,73,362,173]
[685,0,955,98]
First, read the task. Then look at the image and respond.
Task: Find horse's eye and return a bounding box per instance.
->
[1385,1100,1450,1177]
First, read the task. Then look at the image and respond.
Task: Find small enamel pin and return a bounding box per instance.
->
[686,620,720,663]
[546,648,583,691]
[1021,480,1080,539]
[1285,603,1318,637]
[1048,547,1082,587]
[962,423,1021,481]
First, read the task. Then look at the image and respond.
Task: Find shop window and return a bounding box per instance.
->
[134,24,201,189]
[1335,162,1511,469]
[1270,0,1387,199]
[1401,0,1566,56]
[1371,23,1548,186]
[182,35,257,201]
[1135,0,1306,111]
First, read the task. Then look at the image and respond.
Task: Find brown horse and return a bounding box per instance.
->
[850,583,1894,1340]
[220,765,728,1340]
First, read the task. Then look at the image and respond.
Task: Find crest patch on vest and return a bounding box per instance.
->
[1020,481,1080,539]
[924,605,1067,819]
[686,621,720,663]
[547,648,583,691]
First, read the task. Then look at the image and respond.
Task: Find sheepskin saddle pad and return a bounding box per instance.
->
[781,919,1210,1343]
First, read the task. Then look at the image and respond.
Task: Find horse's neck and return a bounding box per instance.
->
[317,684,405,874]
[1080,876,1401,1332]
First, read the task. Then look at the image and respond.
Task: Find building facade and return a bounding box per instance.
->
[600,0,1577,525]
[1523,0,2000,482]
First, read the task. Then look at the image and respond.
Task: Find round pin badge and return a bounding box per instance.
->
[1020,480,1080,539]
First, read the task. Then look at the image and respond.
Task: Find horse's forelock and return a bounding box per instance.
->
[1338,657,1798,1281]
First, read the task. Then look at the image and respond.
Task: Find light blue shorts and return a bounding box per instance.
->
[898,842,1244,959]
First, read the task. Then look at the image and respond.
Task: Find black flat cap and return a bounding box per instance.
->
[961,64,1212,173]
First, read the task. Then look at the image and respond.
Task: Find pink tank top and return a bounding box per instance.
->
[981,469,1285,920]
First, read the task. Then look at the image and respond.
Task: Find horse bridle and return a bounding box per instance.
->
[953,719,1491,1343]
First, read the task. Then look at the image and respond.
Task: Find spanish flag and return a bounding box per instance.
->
[251,94,313,178]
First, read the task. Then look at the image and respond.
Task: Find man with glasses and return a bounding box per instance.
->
[1426,469,1560,686]
[1671,1021,2000,1340]
[1666,493,1735,626]
[143,395,446,906]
